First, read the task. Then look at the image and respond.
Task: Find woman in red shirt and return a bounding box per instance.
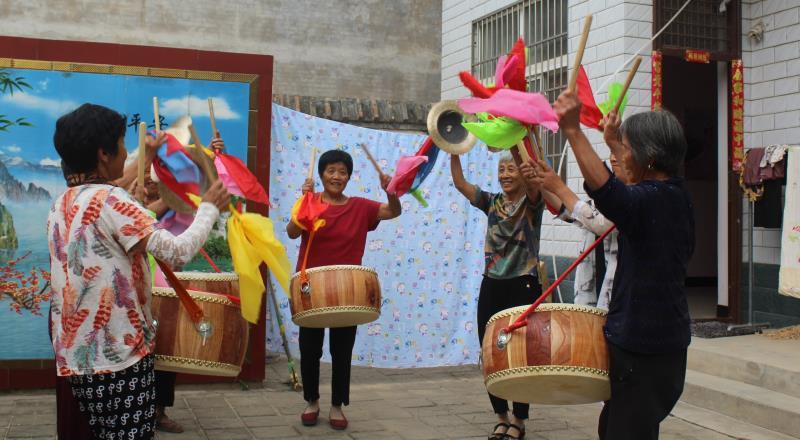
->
[286,149,401,430]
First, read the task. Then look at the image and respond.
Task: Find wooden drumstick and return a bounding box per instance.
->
[136,122,147,202]
[531,126,546,162]
[514,140,531,164]
[307,146,317,180]
[188,123,219,185]
[359,143,386,178]
[613,56,642,114]
[208,97,219,138]
[568,15,593,92]
[153,97,161,132]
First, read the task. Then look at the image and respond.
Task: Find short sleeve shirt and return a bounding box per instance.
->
[48,184,156,376]
[472,186,545,279]
[296,196,381,270]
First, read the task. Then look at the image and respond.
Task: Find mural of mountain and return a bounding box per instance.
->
[0,201,17,249]
[0,161,52,202]
[0,152,62,176]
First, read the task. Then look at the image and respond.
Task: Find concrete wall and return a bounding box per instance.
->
[741,0,798,266]
[0,0,442,104]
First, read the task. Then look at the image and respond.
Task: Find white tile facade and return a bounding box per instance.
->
[441,0,652,257]
[742,0,798,264]
[443,0,793,264]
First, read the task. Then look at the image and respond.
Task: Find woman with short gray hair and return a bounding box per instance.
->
[550,91,694,440]
[451,152,544,440]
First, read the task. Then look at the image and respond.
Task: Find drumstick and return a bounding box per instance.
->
[208,97,219,138]
[514,140,531,164]
[359,143,385,178]
[136,122,146,202]
[307,147,317,180]
[613,56,642,114]
[153,97,161,132]
[531,126,546,162]
[568,15,593,92]
[188,123,219,185]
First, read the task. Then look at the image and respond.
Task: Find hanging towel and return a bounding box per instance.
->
[779,147,800,299]
[745,147,786,185]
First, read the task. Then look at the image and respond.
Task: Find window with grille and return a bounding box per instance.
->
[654,0,741,60]
[471,0,569,176]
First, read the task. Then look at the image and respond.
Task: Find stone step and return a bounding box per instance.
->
[682,370,800,438]
[670,401,799,440]
[688,336,800,399]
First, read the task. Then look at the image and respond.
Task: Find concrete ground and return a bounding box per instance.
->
[1,355,795,440]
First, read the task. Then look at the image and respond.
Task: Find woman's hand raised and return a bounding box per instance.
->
[553,90,582,133]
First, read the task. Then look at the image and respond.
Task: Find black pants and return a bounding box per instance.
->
[56,375,92,439]
[598,342,687,440]
[299,326,358,406]
[68,355,156,440]
[154,371,176,408]
[477,275,541,420]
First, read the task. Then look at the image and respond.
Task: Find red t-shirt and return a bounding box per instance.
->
[296,196,382,271]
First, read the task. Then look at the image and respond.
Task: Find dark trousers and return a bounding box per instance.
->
[598,342,687,440]
[56,375,92,439]
[477,275,541,420]
[299,326,358,406]
[154,371,176,408]
[68,355,156,440]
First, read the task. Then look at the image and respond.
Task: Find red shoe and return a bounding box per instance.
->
[300,409,319,426]
[329,415,348,430]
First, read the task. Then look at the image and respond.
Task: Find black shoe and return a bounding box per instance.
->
[488,422,509,440]
[505,423,525,440]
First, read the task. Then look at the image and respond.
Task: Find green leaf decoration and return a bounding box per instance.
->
[410,188,428,208]
[598,82,629,117]
[462,116,528,149]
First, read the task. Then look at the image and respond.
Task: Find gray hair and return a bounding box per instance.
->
[498,153,515,165]
[619,110,687,177]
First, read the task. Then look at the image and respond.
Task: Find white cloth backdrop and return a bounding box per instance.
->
[266,104,503,367]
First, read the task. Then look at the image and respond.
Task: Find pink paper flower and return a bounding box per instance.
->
[458,89,560,132]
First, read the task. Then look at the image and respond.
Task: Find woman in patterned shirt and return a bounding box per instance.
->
[450,152,543,440]
[48,103,230,440]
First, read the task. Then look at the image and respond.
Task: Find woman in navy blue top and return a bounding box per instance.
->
[549,91,694,440]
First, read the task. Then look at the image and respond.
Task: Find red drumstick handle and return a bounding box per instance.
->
[503,225,616,334]
[156,258,205,324]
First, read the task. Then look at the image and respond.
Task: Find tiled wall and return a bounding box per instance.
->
[441,0,652,257]
[741,0,798,264]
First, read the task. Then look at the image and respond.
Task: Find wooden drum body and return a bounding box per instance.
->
[289,265,381,328]
[152,286,249,377]
[174,271,239,297]
[482,304,609,405]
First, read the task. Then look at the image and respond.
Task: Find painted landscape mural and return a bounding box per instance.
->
[0,66,250,359]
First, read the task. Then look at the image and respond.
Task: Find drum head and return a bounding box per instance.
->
[486,368,610,405]
[292,307,380,328]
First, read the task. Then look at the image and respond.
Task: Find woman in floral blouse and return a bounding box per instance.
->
[48,103,229,439]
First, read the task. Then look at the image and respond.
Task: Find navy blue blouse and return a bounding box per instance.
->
[586,174,694,354]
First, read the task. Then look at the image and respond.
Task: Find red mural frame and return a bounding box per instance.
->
[0,35,273,389]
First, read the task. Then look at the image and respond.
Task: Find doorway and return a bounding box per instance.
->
[662,55,719,319]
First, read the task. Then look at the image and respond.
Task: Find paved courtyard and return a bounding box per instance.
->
[0,355,794,439]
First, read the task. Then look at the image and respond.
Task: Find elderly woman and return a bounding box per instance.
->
[48,103,230,440]
[450,153,543,440]
[286,149,401,430]
[550,91,694,440]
